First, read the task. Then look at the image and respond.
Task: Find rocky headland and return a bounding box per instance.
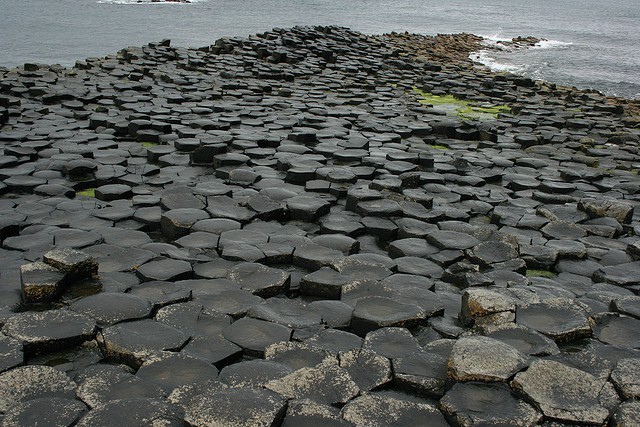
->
[0,26,639,426]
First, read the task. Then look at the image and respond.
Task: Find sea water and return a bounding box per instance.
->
[0,0,638,99]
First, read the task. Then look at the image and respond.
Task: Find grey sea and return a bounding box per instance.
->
[0,0,639,99]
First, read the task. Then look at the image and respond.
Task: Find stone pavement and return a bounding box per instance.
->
[1,26,640,426]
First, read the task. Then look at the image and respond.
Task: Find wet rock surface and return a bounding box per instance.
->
[1,25,640,425]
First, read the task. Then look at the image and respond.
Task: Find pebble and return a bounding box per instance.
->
[0,25,639,426]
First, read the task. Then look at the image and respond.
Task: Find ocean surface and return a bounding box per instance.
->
[0,0,638,99]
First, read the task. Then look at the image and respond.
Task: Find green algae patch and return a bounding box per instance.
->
[412,88,510,120]
[141,141,159,148]
[76,188,95,198]
[526,269,557,278]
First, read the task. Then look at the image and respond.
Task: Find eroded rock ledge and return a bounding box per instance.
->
[0,25,639,426]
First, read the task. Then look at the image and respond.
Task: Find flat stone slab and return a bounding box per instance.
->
[426,230,480,250]
[185,388,286,427]
[610,358,640,399]
[1,397,87,427]
[392,350,449,399]
[351,296,426,336]
[227,262,290,297]
[76,364,164,408]
[98,319,189,368]
[264,341,336,371]
[70,292,152,326]
[341,392,449,427]
[484,323,560,356]
[439,382,542,426]
[219,359,293,388]
[136,352,219,395]
[516,297,592,342]
[0,334,23,373]
[2,310,96,356]
[265,360,360,406]
[248,298,323,328]
[511,359,618,424]
[76,398,184,427]
[447,336,530,382]
[223,317,292,357]
[338,348,392,392]
[136,258,192,282]
[593,313,640,348]
[0,365,77,412]
[593,261,640,286]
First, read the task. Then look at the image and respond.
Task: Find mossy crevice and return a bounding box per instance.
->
[412,87,510,120]
[526,269,557,278]
[76,188,95,197]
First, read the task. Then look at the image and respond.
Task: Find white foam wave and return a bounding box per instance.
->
[533,39,573,49]
[469,50,524,73]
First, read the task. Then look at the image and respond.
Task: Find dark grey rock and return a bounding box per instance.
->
[76,364,164,408]
[136,258,192,281]
[362,327,422,359]
[305,329,363,354]
[351,296,426,336]
[593,261,640,286]
[485,323,560,356]
[1,397,87,427]
[286,195,331,220]
[293,244,344,270]
[393,350,448,399]
[439,382,542,426]
[128,280,191,308]
[136,352,219,395]
[70,293,152,326]
[516,298,592,342]
[76,398,184,427]
[94,184,133,201]
[341,392,449,427]
[3,310,96,356]
[160,208,209,240]
[593,313,640,348]
[426,230,480,250]
[0,334,23,373]
[223,317,291,357]
[248,298,322,328]
[339,348,392,392]
[227,262,290,297]
[219,359,293,388]
[98,319,189,368]
[264,341,336,371]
